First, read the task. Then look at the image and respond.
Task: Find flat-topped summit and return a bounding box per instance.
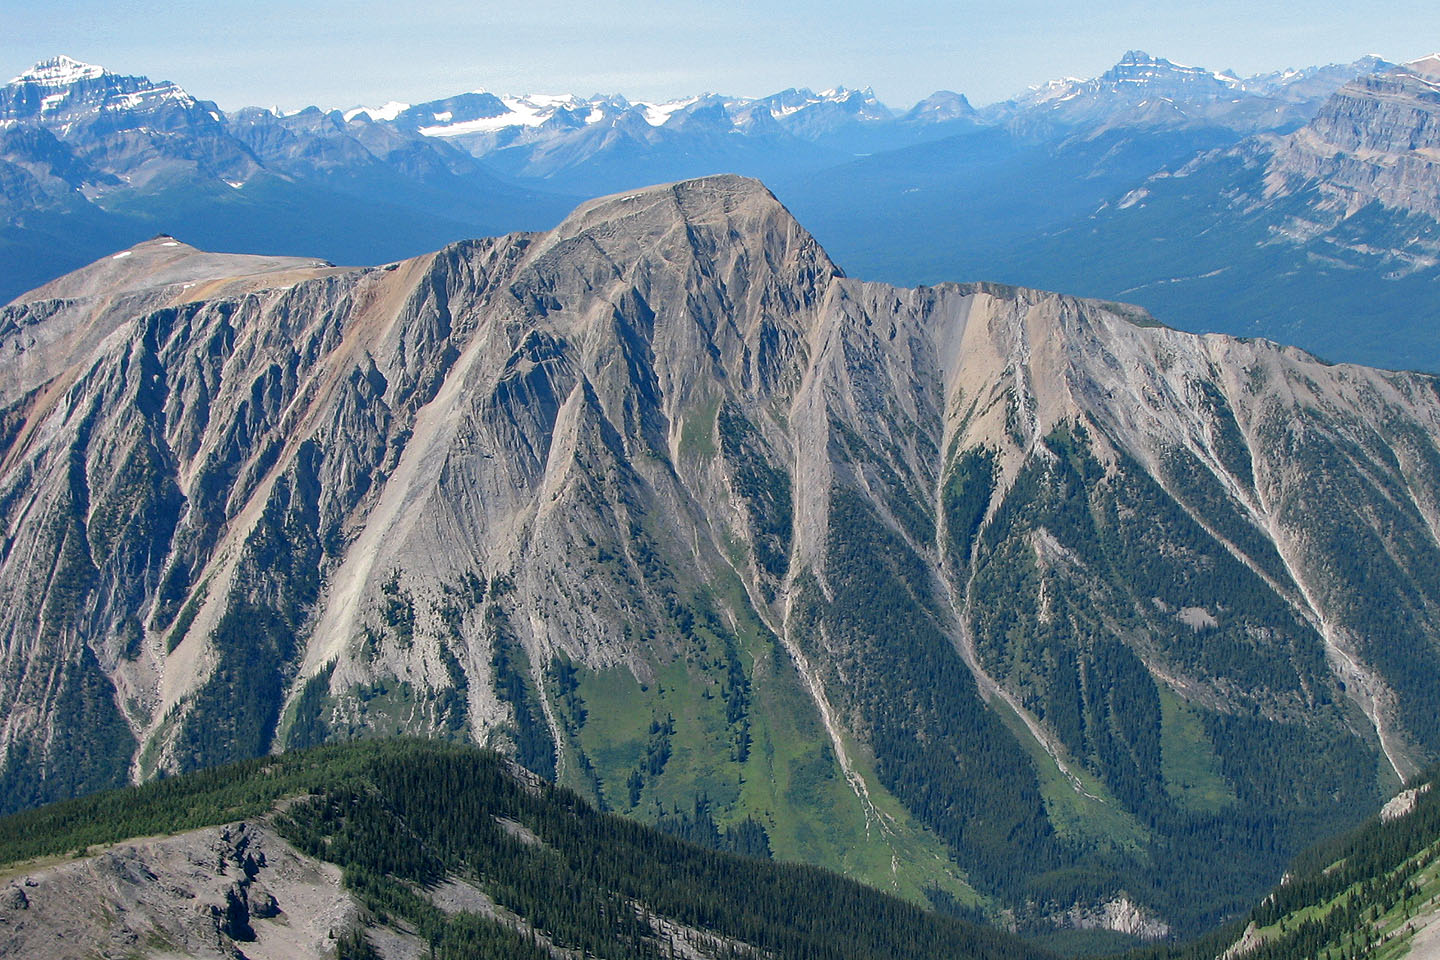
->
[12,236,344,304]
[531,173,839,274]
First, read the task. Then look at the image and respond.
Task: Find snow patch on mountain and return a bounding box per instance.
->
[343,100,410,122]
[643,96,699,126]
[418,93,582,135]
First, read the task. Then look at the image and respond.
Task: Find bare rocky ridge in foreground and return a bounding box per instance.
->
[0,817,745,960]
[0,822,366,960]
[4,175,1440,929]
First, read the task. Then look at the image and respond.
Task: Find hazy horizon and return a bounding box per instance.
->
[8,0,1440,112]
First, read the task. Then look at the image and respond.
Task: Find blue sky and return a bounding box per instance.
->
[7,0,1440,110]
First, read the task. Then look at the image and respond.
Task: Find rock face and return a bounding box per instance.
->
[1132,59,1440,269]
[0,822,366,960]
[1061,896,1170,940]
[3,174,1440,930]
[1260,64,1440,228]
[1379,783,1432,822]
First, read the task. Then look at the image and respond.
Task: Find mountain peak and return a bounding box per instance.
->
[903,90,976,123]
[342,100,410,123]
[551,174,783,232]
[9,55,106,86]
[531,174,837,277]
[13,236,342,305]
[1094,49,1241,95]
[0,57,204,126]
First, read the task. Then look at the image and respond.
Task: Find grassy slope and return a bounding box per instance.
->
[563,578,984,908]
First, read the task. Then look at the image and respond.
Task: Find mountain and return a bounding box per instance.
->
[1261,61,1440,223]
[903,90,979,124]
[0,738,1055,960]
[980,50,1394,134]
[362,51,1383,196]
[783,54,1440,372]
[0,57,576,304]
[345,52,1380,198]
[0,55,990,301]
[1240,54,1398,102]
[956,57,1440,371]
[774,48,1395,275]
[0,54,237,141]
[988,50,1246,130]
[394,84,980,195]
[387,84,898,145]
[6,50,1431,369]
[5,175,1440,936]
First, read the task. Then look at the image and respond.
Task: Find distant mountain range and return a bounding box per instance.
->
[777,52,1440,371]
[986,50,1397,132]
[3,50,1440,371]
[907,53,1440,371]
[0,56,577,302]
[334,49,1390,190]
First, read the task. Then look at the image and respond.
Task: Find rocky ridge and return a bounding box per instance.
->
[0,821,366,960]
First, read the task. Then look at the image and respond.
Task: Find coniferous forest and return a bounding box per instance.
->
[4,739,1440,959]
[0,739,1054,960]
